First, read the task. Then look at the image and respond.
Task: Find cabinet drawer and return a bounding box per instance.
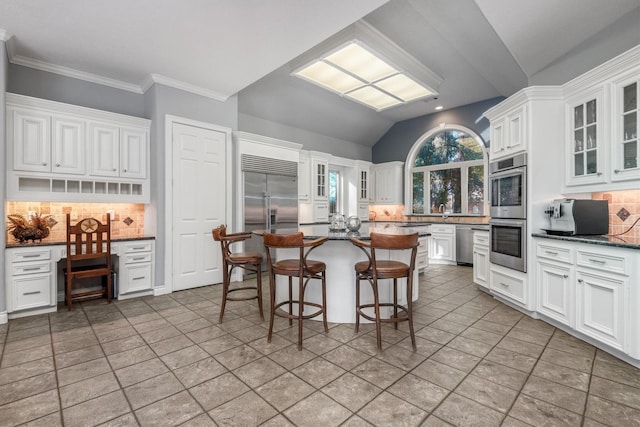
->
[491,269,525,304]
[12,249,51,263]
[125,253,152,264]
[418,237,428,253]
[536,243,573,264]
[473,232,489,246]
[430,225,454,234]
[12,262,51,276]
[417,253,428,270]
[14,274,52,310]
[124,242,153,254]
[577,250,626,275]
[122,263,152,294]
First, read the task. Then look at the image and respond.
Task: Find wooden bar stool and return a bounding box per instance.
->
[350,232,419,351]
[212,225,264,323]
[263,232,328,350]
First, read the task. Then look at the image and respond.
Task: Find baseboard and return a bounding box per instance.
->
[153,286,170,296]
[0,311,7,324]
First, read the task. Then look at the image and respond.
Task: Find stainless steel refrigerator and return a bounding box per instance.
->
[244,171,299,271]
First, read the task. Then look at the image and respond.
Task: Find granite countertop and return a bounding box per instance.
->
[6,235,156,249]
[259,223,430,241]
[532,231,640,250]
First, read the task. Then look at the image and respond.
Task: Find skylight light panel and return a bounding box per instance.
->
[375,74,433,101]
[346,86,403,110]
[325,42,397,83]
[294,61,365,94]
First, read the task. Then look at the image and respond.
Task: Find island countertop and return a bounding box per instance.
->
[259,223,430,240]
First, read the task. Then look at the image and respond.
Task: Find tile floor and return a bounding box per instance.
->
[1,265,639,426]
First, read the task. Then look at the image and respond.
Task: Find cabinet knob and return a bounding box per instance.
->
[597,172,602,176]
[112,168,117,172]
[56,163,60,167]
[578,279,583,283]
[614,169,620,174]
[42,162,47,166]
[563,275,568,279]
[123,169,127,172]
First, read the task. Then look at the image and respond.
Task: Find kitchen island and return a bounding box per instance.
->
[255,223,430,323]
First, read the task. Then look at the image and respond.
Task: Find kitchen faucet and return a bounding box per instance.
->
[439,204,448,221]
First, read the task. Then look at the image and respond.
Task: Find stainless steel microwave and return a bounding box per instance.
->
[490,153,527,219]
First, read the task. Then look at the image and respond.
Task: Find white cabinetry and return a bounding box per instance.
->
[354,160,371,220]
[472,230,489,291]
[298,151,311,201]
[536,241,574,326]
[372,161,403,204]
[489,105,528,159]
[118,240,155,298]
[428,224,455,264]
[6,247,56,316]
[6,93,150,202]
[533,237,640,361]
[12,109,85,175]
[561,45,639,192]
[490,266,527,308]
[310,152,332,222]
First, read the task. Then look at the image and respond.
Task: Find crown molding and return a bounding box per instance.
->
[10,54,144,93]
[4,42,232,101]
[141,73,229,101]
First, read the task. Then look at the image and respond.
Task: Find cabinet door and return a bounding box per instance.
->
[298,155,310,201]
[565,87,607,186]
[612,77,639,182]
[358,167,369,201]
[473,247,489,289]
[576,270,625,350]
[489,118,505,157]
[537,261,573,326]
[89,122,120,177]
[13,109,51,172]
[52,115,85,175]
[506,106,527,155]
[313,159,328,200]
[313,202,329,222]
[120,127,147,179]
[429,234,454,262]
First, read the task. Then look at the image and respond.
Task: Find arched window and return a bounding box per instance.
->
[406,125,488,215]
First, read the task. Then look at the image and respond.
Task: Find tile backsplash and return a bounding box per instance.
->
[592,190,640,239]
[5,202,145,244]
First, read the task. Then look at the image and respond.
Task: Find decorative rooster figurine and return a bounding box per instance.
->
[7,213,52,243]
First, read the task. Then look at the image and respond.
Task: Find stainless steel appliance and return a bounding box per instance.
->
[242,155,299,271]
[489,218,526,272]
[490,153,527,219]
[544,199,609,235]
[456,224,474,266]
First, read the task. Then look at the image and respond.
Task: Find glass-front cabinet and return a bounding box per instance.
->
[612,76,639,182]
[565,86,607,187]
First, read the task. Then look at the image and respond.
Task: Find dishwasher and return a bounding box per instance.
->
[456,224,474,266]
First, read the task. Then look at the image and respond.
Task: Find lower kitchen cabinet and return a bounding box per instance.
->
[533,237,639,361]
[490,266,527,307]
[429,224,455,264]
[117,240,155,298]
[5,238,155,318]
[6,247,56,316]
[472,230,489,291]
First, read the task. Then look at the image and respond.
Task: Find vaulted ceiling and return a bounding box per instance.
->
[1,0,638,147]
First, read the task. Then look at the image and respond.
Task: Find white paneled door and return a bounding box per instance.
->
[172,122,225,291]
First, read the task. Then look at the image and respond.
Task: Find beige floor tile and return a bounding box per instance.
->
[434,393,504,426]
[284,391,352,427]
[509,394,582,426]
[351,357,405,389]
[124,372,185,410]
[114,358,169,388]
[0,389,59,426]
[174,357,228,388]
[455,374,519,413]
[209,391,278,426]
[190,372,250,411]
[387,373,449,412]
[322,373,383,412]
[135,390,202,426]
[358,391,427,426]
[255,372,315,411]
[62,390,129,427]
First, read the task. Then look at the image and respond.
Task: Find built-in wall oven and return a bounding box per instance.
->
[489,218,526,272]
[489,153,527,272]
[490,153,526,219]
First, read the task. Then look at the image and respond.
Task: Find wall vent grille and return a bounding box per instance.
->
[241,154,298,177]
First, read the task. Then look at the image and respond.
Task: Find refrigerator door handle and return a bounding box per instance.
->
[264,193,271,230]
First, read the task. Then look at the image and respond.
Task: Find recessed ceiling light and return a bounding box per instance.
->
[291,22,442,112]
[435,105,444,110]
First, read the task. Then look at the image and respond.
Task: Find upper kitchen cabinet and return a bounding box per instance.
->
[298,150,311,201]
[564,85,608,187]
[487,104,528,160]
[310,151,331,202]
[372,161,403,204]
[89,123,148,179]
[12,109,85,175]
[611,71,640,182]
[354,160,371,202]
[562,45,640,192]
[6,94,151,203]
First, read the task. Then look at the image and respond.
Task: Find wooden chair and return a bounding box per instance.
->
[212,225,264,323]
[64,213,113,311]
[263,232,328,350]
[350,232,419,351]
